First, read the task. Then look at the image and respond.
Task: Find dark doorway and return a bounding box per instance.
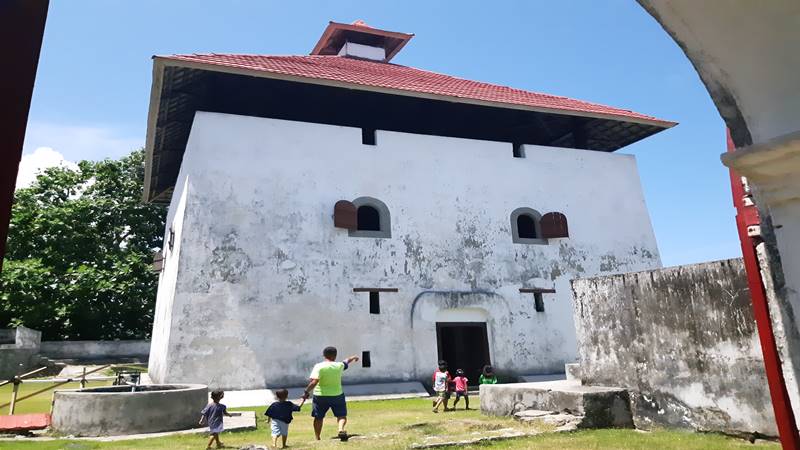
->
[436,322,491,386]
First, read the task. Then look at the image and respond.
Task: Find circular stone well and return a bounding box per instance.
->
[52,384,207,436]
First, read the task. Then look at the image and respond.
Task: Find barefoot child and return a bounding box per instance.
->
[266,388,305,449]
[432,360,451,413]
[200,390,233,449]
[452,369,470,410]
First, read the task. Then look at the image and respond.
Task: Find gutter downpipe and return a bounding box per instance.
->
[727,129,800,448]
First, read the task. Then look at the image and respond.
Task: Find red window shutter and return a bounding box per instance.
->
[541,212,569,238]
[334,200,357,229]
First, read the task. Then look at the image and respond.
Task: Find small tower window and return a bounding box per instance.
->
[362,351,372,368]
[369,291,380,314]
[520,288,554,313]
[348,197,392,238]
[534,293,545,312]
[362,128,376,145]
[510,208,546,245]
[517,215,537,239]
[513,143,525,158]
[357,206,381,231]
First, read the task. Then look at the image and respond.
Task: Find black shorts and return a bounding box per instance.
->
[455,391,469,399]
[311,394,347,418]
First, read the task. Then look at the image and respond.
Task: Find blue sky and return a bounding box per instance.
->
[22,0,738,267]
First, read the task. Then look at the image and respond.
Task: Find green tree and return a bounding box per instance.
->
[0,150,166,340]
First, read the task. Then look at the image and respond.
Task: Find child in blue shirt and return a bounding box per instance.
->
[200,390,233,449]
[265,388,305,449]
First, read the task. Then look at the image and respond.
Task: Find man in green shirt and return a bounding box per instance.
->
[302,346,359,441]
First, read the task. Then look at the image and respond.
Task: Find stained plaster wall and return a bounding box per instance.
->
[148,112,661,389]
[572,258,776,436]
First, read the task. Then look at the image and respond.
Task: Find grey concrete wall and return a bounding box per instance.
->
[51,384,207,436]
[572,258,776,436]
[14,326,41,349]
[0,349,39,380]
[0,330,16,344]
[40,340,150,360]
[0,326,42,379]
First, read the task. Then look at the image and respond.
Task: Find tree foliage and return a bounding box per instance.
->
[0,150,166,340]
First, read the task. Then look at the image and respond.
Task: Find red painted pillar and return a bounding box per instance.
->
[727,130,800,448]
[0,0,49,272]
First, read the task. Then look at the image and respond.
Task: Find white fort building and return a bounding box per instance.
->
[143,21,674,389]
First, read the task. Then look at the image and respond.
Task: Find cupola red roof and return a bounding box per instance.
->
[310,20,414,63]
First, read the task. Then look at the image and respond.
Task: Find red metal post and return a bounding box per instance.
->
[727,130,800,448]
[0,0,49,273]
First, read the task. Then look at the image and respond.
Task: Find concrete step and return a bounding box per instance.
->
[513,409,583,432]
[565,363,581,382]
[480,379,633,429]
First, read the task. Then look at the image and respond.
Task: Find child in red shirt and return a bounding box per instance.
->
[452,369,470,410]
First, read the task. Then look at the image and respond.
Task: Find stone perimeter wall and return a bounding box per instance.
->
[39,340,150,360]
[572,258,776,436]
[0,326,42,379]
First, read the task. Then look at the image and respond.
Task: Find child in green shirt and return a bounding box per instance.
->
[479,365,498,384]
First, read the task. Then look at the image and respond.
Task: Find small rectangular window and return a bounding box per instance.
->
[362,128,376,145]
[513,142,525,158]
[369,291,380,314]
[362,351,371,368]
[534,293,545,312]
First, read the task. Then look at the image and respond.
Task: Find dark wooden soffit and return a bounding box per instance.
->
[145,66,667,203]
[0,0,49,272]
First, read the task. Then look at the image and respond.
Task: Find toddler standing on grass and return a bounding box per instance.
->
[265,388,305,449]
[452,369,470,410]
[200,389,233,449]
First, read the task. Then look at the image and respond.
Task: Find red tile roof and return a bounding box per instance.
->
[160,54,674,126]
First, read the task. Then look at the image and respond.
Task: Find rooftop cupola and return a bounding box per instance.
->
[310,20,414,63]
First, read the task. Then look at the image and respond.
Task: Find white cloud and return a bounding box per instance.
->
[15,147,79,189]
[23,122,143,162]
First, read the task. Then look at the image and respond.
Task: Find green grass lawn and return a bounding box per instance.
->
[0,380,112,415]
[0,396,779,449]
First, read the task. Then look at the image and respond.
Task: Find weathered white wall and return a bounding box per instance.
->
[572,259,776,436]
[149,112,661,389]
[148,176,190,382]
